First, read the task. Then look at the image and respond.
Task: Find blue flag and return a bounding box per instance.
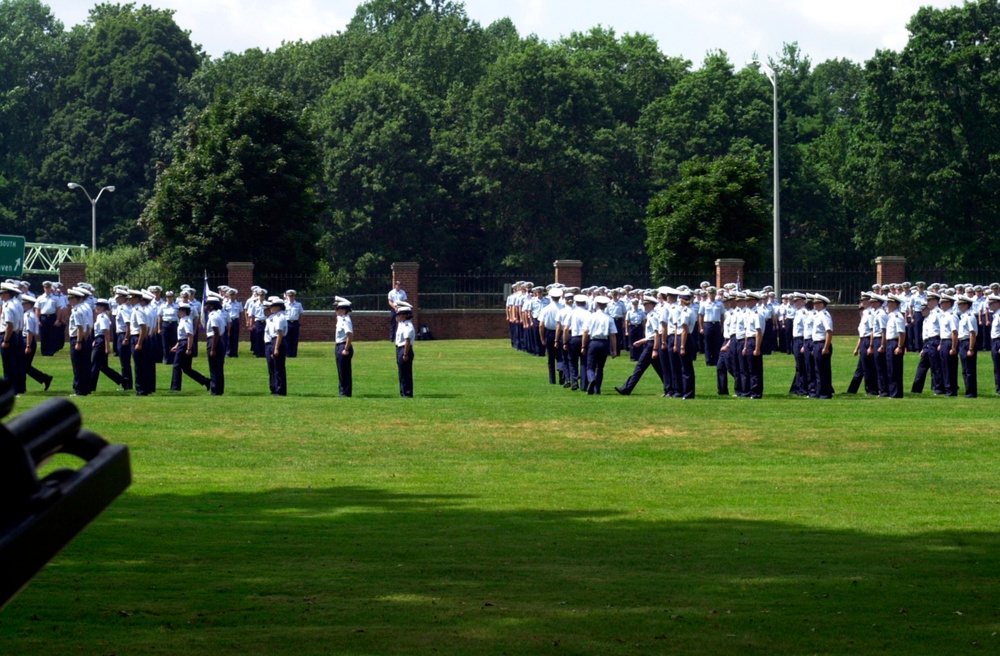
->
[202,272,210,326]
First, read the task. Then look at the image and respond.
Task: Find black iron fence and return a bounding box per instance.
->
[744,269,873,304]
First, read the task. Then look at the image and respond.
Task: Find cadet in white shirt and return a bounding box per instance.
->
[91,299,126,392]
[956,295,978,398]
[37,281,59,356]
[388,280,408,342]
[170,302,211,392]
[988,294,1000,395]
[884,294,907,398]
[563,294,591,391]
[66,287,92,396]
[912,292,943,394]
[937,294,960,396]
[581,295,617,395]
[21,294,52,391]
[676,291,699,398]
[811,295,835,399]
[205,293,228,395]
[159,291,179,365]
[226,288,242,357]
[335,299,354,397]
[129,290,155,396]
[538,288,564,385]
[616,296,663,395]
[284,290,303,358]
[263,297,288,396]
[394,302,415,397]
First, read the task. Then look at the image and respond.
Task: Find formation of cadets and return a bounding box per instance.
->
[506,279,1000,399]
[0,280,305,397]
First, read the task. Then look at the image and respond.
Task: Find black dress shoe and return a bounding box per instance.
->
[615,386,629,396]
[43,376,52,391]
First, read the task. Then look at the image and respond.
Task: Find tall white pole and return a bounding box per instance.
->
[772,72,780,299]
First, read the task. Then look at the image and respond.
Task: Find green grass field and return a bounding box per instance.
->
[1,338,998,655]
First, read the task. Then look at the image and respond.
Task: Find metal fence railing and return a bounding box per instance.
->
[907,269,1000,286]
[744,269,873,304]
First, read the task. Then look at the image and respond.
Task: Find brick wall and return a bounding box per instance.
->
[715,258,744,289]
[875,256,906,286]
[228,262,254,296]
[554,260,582,288]
[299,311,389,343]
[298,309,506,342]
[60,261,86,286]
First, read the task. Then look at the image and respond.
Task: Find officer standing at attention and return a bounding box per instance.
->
[20,294,52,391]
[335,298,354,397]
[626,297,645,361]
[170,302,211,392]
[205,293,228,396]
[262,297,288,396]
[388,280,408,342]
[581,295,617,395]
[226,288,242,357]
[741,291,764,399]
[394,302,415,397]
[90,299,125,392]
[884,294,907,398]
[36,281,58,356]
[129,290,155,396]
[937,293,960,396]
[811,295,835,399]
[988,293,1000,395]
[676,290,698,399]
[251,288,267,357]
[284,290,303,357]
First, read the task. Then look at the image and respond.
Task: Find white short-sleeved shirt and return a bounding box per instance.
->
[395,319,415,347]
[336,314,353,343]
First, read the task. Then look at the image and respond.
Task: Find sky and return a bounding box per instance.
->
[45,0,965,66]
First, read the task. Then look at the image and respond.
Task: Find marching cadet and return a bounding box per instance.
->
[226,288,242,357]
[626,297,645,361]
[789,293,808,396]
[912,291,943,394]
[250,288,267,357]
[716,293,734,395]
[170,302,211,392]
[335,298,354,397]
[989,294,1000,395]
[538,287,564,385]
[563,294,590,391]
[699,286,723,366]
[0,282,26,394]
[758,291,775,356]
[742,291,764,399]
[885,294,907,398]
[909,282,927,352]
[21,294,52,391]
[811,294,834,399]
[183,285,202,358]
[90,299,125,392]
[113,288,133,390]
[129,290,155,396]
[66,286,92,396]
[581,295,617,395]
[556,288,577,387]
[159,291,179,364]
[205,293,228,395]
[957,295,978,398]
[615,295,663,395]
[37,281,58,356]
[869,294,889,396]
[388,279,408,342]
[658,287,680,397]
[676,290,698,398]
[608,289,626,357]
[146,286,165,363]
[394,302,415,397]
[284,290,303,357]
[937,294,960,396]
[847,294,875,395]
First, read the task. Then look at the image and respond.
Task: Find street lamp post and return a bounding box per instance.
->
[748,59,780,298]
[67,182,115,252]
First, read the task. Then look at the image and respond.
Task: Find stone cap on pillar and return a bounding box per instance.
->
[714,258,745,267]
[392,262,420,271]
[874,256,906,265]
[227,262,254,271]
[553,260,583,269]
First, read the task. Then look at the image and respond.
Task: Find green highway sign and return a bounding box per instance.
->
[0,235,25,278]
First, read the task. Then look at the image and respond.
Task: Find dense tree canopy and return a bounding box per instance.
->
[1,0,999,281]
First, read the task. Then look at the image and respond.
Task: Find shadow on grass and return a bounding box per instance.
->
[2,486,997,655]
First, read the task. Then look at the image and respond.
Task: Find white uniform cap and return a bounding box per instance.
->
[573,294,588,304]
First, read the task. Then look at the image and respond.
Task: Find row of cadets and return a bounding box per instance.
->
[554,286,579,386]
[720,290,765,399]
[261,296,287,396]
[283,290,302,357]
[561,293,590,391]
[36,280,69,356]
[205,292,228,395]
[786,293,835,398]
[0,282,27,394]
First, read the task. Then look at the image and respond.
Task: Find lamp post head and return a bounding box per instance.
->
[67,182,80,190]
[106,186,116,193]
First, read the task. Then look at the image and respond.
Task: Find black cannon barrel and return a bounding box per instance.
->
[5,398,82,465]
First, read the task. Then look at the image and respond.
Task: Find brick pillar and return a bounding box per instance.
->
[715,258,745,289]
[227,262,254,297]
[392,261,420,324]
[59,261,87,286]
[875,256,906,287]
[553,260,583,288]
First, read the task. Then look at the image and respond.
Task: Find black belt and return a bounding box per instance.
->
[704,320,721,324]
[288,320,299,323]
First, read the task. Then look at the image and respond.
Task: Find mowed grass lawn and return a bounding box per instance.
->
[1,337,999,655]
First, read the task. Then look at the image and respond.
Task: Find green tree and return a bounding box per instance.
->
[313,73,449,279]
[140,88,321,279]
[26,3,200,245]
[848,0,1000,268]
[646,155,770,274]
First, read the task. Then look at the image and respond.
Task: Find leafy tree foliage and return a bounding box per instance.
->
[646,155,770,274]
[140,88,321,279]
